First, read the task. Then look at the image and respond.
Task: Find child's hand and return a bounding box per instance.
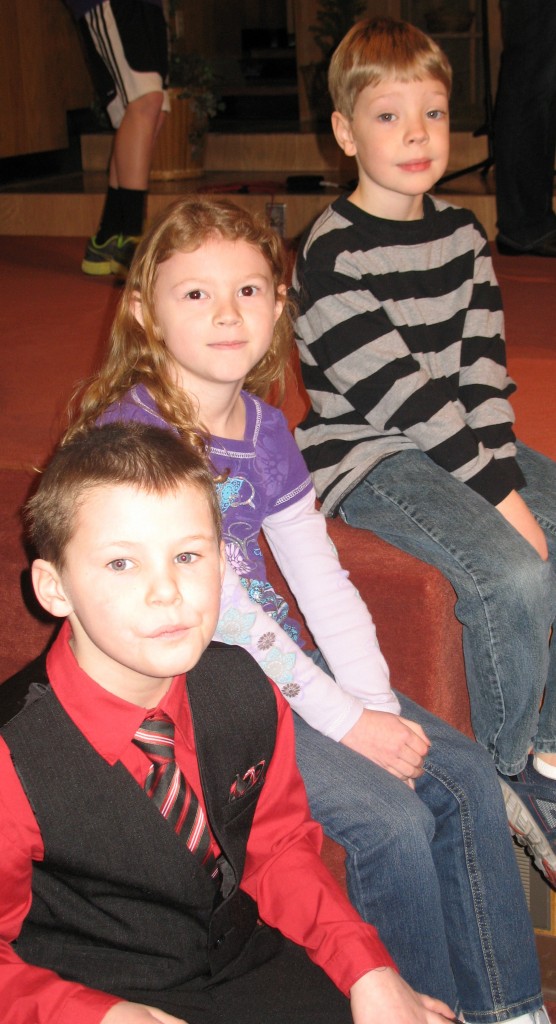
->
[496,489,548,560]
[350,967,459,1024]
[102,1003,188,1024]
[340,710,430,785]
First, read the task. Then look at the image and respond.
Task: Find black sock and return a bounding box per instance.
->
[96,187,123,244]
[118,187,146,237]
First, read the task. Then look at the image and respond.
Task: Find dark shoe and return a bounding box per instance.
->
[110,234,140,276]
[81,234,121,276]
[81,234,140,276]
[496,230,556,257]
[498,757,556,886]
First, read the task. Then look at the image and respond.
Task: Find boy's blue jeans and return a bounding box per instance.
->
[339,441,556,776]
[295,687,542,1022]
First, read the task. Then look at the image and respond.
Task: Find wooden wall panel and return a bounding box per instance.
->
[0,0,93,159]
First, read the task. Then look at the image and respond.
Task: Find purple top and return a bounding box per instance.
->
[99,385,313,643]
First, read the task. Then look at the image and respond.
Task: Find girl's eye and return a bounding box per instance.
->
[108,558,132,572]
[378,112,396,123]
[239,285,258,297]
[175,552,196,564]
[427,109,446,120]
[185,289,205,300]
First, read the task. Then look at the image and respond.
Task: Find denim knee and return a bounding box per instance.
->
[343,780,438,864]
[509,543,552,599]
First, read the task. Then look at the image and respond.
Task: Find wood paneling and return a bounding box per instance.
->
[0,175,500,241]
[0,0,93,159]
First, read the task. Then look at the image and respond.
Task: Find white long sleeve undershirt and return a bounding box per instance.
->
[215,488,399,741]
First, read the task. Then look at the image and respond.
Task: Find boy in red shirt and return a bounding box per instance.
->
[0,421,455,1024]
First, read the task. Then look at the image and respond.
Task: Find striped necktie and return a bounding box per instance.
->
[133,714,219,880]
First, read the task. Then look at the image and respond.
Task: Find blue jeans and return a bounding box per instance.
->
[340,442,556,776]
[294,689,542,1022]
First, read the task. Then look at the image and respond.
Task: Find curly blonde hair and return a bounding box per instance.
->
[66,197,294,450]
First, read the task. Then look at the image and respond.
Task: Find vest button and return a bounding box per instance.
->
[213,935,225,949]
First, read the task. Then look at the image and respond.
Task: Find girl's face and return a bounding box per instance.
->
[142,237,285,398]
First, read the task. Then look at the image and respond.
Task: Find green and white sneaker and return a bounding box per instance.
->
[81,234,140,277]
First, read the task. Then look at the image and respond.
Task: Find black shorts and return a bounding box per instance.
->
[79,0,169,127]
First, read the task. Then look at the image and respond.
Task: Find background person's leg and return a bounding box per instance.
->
[109,90,166,188]
[494,0,556,252]
[79,0,168,275]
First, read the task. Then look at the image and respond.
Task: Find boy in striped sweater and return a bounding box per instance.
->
[293,16,556,878]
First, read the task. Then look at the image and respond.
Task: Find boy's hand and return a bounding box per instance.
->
[341,711,430,786]
[496,489,548,560]
[102,1003,187,1024]
[350,967,459,1023]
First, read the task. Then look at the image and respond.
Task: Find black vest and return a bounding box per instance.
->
[2,642,281,1002]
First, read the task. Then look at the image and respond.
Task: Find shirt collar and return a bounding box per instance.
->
[46,621,190,765]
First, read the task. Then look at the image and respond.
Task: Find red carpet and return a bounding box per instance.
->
[0,237,121,469]
[500,259,556,460]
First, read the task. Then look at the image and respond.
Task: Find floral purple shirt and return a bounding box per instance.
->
[210,393,313,644]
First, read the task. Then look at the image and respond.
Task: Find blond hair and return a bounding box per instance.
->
[66,197,294,448]
[329,16,452,119]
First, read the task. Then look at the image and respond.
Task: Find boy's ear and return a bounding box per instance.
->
[31,559,74,619]
[331,111,357,158]
[131,290,144,328]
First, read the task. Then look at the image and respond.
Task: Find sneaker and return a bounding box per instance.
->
[110,234,140,276]
[81,234,121,276]
[498,757,556,886]
[81,234,140,277]
[520,1009,552,1024]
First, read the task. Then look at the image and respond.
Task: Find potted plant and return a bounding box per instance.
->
[301,0,365,124]
[151,8,222,179]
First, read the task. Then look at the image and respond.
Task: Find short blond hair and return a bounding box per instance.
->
[329,16,452,119]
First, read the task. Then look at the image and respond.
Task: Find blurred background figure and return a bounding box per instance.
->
[494,0,556,256]
[65,0,170,275]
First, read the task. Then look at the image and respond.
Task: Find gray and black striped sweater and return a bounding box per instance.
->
[293,193,525,516]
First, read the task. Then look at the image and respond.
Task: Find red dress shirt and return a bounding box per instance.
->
[0,622,395,1024]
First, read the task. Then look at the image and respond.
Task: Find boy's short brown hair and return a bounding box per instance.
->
[329,16,452,119]
[25,422,222,569]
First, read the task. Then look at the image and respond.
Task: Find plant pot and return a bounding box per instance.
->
[150,88,206,180]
